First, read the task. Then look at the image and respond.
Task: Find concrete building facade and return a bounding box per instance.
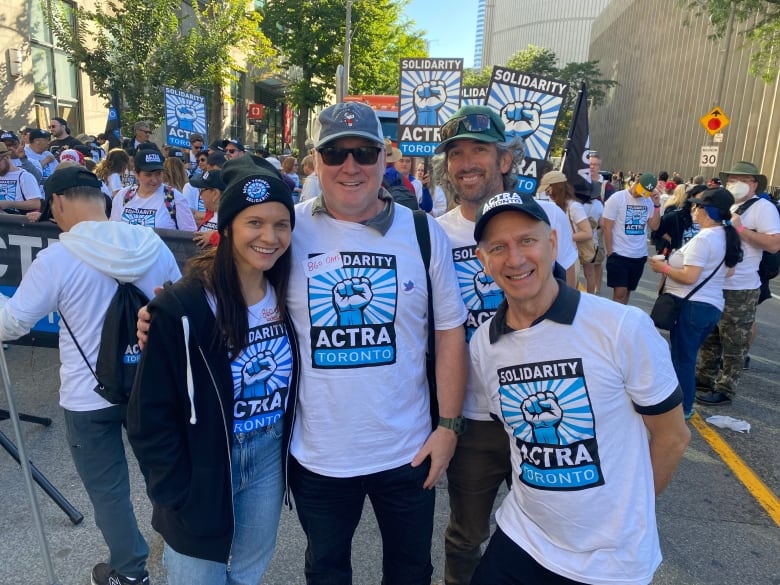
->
[480,0,612,66]
[589,0,779,189]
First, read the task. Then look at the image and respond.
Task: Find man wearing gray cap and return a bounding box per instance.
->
[288,101,468,585]
[468,191,689,585]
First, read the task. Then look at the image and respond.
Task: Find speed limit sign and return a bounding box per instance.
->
[700,146,719,167]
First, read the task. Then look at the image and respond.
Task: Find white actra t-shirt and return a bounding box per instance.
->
[603,189,655,258]
[471,292,678,585]
[288,200,467,477]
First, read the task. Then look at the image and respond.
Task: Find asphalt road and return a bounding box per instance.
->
[1,262,778,585]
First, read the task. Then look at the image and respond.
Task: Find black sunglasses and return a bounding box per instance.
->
[440,113,493,142]
[318,146,381,166]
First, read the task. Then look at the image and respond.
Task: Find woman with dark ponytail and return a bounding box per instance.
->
[649,188,742,419]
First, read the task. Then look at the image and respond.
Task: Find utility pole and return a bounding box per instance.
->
[343,0,354,101]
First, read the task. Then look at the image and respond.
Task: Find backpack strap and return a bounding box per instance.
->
[412,209,438,430]
[162,184,178,228]
[122,185,138,206]
[735,197,760,216]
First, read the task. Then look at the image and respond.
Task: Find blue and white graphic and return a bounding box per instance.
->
[308,252,397,369]
[0,181,18,201]
[497,358,604,491]
[231,322,291,434]
[243,178,270,203]
[164,86,207,148]
[122,208,156,227]
[625,205,650,236]
[460,86,488,107]
[398,58,463,156]
[451,245,503,340]
[486,67,569,161]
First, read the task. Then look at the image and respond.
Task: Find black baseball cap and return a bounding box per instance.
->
[45,166,102,197]
[474,192,551,242]
[28,129,51,141]
[189,170,225,190]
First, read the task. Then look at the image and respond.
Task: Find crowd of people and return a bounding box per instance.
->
[0,102,777,585]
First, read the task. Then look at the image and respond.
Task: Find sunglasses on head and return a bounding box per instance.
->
[440,113,493,142]
[318,146,381,166]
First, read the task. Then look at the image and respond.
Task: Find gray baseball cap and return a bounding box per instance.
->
[315,102,384,148]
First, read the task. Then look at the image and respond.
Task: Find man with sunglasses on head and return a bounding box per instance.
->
[288,101,468,585]
[432,105,573,585]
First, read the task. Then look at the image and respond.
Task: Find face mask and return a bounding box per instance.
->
[726,181,751,200]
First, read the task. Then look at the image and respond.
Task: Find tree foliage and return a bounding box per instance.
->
[260,0,427,151]
[680,0,780,82]
[50,0,276,127]
[463,46,618,155]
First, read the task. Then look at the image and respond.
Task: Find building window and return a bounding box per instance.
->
[30,0,81,132]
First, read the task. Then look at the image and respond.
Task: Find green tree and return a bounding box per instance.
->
[260,0,427,152]
[50,0,276,131]
[461,46,617,155]
[680,0,780,82]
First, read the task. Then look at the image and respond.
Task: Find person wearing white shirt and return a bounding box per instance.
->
[602,173,662,304]
[0,166,180,585]
[469,190,689,585]
[695,162,780,406]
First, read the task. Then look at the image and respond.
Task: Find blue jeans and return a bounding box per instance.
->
[63,405,148,579]
[671,300,722,413]
[164,419,284,585]
[290,457,435,585]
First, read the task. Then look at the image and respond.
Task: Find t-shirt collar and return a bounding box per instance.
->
[310,188,395,235]
[489,280,580,343]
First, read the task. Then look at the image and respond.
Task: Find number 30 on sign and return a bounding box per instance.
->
[700,146,718,167]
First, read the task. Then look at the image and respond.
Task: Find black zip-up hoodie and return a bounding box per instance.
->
[127,276,300,563]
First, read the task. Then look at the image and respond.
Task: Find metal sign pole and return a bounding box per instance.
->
[0,344,60,584]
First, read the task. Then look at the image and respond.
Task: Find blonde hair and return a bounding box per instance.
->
[665,184,688,211]
[163,157,188,191]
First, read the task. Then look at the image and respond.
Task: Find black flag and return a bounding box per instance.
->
[104,90,122,150]
[562,81,593,201]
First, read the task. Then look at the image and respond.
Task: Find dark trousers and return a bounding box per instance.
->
[471,527,586,585]
[290,457,434,585]
[64,405,148,578]
[444,419,511,585]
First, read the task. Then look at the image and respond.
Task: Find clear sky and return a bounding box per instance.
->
[402,0,479,68]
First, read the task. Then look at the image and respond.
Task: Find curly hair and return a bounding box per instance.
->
[432,136,526,207]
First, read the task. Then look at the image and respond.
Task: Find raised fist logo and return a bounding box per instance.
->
[521,391,562,444]
[414,80,448,126]
[241,350,277,399]
[473,270,503,310]
[333,276,373,326]
[501,101,542,139]
[175,104,198,132]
